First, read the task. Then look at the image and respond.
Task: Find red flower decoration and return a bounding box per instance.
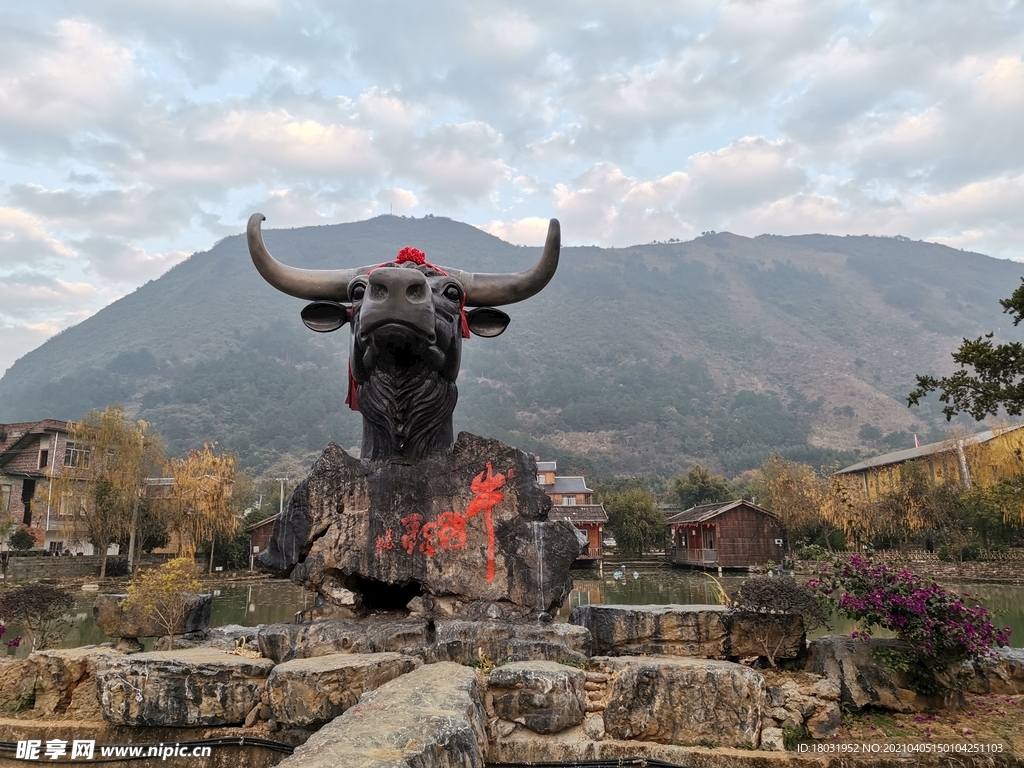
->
[396,246,426,265]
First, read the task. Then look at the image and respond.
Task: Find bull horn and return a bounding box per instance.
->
[446,219,560,307]
[247,213,365,301]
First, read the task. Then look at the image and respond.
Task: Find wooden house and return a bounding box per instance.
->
[667,500,785,569]
[537,460,608,563]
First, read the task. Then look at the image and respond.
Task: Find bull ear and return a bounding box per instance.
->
[466,307,511,338]
[301,301,349,333]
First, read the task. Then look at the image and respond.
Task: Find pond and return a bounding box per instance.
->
[10,570,1024,654]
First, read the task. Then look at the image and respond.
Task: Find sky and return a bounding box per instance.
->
[2,0,1024,376]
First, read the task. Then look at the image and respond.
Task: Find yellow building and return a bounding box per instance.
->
[834,424,1024,502]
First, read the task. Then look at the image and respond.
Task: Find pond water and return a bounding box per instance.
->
[11,569,1024,655]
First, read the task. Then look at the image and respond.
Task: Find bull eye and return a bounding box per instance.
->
[350,282,366,301]
[443,284,462,302]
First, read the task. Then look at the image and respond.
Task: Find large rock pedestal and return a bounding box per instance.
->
[259,433,584,621]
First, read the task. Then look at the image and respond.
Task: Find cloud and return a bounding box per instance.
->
[72,237,190,284]
[8,184,199,238]
[0,208,75,266]
[0,20,141,155]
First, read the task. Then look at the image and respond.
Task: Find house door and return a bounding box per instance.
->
[704,528,714,550]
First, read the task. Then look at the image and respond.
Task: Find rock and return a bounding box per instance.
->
[583,713,605,740]
[599,655,765,748]
[95,649,274,726]
[258,435,583,620]
[257,617,591,667]
[966,646,1024,695]
[0,648,120,720]
[93,593,212,639]
[805,700,842,739]
[275,661,487,768]
[805,635,926,713]
[267,652,421,727]
[426,620,590,666]
[726,611,806,661]
[569,604,728,657]
[487,661,586,734]
[760,726,786,751]
[257,618,430,663]
[244,704,259,728]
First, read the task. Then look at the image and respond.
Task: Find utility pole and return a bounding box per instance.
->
[277,478,288,516]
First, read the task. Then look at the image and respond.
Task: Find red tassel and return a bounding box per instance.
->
[460,297,470,339]
[345,361,359,411]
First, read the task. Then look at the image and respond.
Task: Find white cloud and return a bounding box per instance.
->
[1,0,1024,369]
[0,208,75,266]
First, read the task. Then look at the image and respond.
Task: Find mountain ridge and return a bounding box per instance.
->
[2,215,1020,479]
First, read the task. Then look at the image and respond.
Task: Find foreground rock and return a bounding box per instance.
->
[804,635,934,713]
[96,649,274,726]
[259,435,585,621]
[488,661,586,734]
[570,604,729,657]
[569,604,806,662]
[276,661,487,768]
[0,648,121,720]
[93,593,212,638]
[267,652,421,726]
[598,656,765,748]
[966,646,1024,695]
[257,617,589,666]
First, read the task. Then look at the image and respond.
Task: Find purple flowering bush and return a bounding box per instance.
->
[808,555,1011,694]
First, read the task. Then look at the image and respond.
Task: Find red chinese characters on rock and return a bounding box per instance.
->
[374,462,508,582]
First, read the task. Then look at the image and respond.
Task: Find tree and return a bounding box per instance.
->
[605,488,666,556]
[121,558,203,650]
[753,456,841,547]
[671,464,731,508]
[7,529,36,552]
[0,583,75,651]
[163,444,238,563]
[49,406,162,578]
[909,278,1024,420]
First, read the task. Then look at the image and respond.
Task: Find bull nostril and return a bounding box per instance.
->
[406,284,425,301]
[370,284,388,300]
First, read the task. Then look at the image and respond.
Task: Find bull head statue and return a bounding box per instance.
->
[247,213,560,462]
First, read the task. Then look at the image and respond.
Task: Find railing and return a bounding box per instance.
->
[672,549,718,565]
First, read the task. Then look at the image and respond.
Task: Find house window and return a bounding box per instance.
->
[64,442,90,469]
[39,450,49,469]
[704,529,715,550]
[537,474,545,485]
[0,484,9,512]
[562,495,576,506]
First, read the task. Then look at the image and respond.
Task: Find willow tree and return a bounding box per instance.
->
[50,406,159,577]
[164,444,237,564]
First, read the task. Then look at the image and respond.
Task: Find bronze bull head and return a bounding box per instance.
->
[246,213,560,462]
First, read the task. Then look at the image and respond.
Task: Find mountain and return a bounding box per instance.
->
[2,215,1021,480]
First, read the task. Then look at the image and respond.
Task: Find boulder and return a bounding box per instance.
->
[569,604,728,658]
[804,635,930,713]
[267,652,421,726]
[95,649,274,726]
[599,655,765,748]
[965,646,1024,695]
[0,648,120,720]
[426,620,590,666]
[726,611,806,661]
[488,661,586,734]
[257,616,591,667]
[257,618,430,663]
[259,435,583,620]
[93,593,212,639]
[275,661,487,768]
